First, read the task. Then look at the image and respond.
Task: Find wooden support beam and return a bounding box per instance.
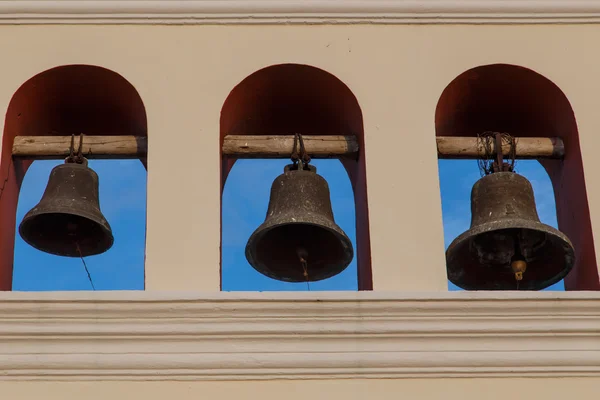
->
[11,135,565,160]
[222,135,359,159]
[436,136,565,159]
[223,135,564,159]
[12,136,147,159]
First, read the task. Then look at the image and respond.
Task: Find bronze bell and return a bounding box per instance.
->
[446,171,575,290]
[19,158,114,258]
[245,164,354,282]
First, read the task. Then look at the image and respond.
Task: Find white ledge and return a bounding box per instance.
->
[2,1,600,24]
[0,291,599,381]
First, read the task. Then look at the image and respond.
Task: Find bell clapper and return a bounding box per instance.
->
[511,259,527,290]
[511,231,527,289]
[297,247,311,291]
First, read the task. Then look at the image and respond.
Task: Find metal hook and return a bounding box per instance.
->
[65,133,86,165]
[290,133,310,170]
[77,133,84,161]
[291,133,299,164]
[298,134,311,165]
[68,134,75,161]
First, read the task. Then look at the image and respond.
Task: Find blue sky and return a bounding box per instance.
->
[12,157,564,291]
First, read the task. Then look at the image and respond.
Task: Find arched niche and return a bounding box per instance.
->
[220,63,372,290]
[0,64,148,290]
[435,63,598,291]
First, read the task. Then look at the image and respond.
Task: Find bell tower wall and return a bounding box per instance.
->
[220,64,372,290]
[0,64,147,290]
[0,2,599,398]
[0,23,597,291]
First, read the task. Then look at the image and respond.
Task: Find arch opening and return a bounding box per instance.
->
[435,63,598,290]
[220,63,371,291]
[0,64,148,290]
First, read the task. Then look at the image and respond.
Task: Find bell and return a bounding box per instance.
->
[446,171,575,291]
[19,158,114,258]
[245,164,354,282]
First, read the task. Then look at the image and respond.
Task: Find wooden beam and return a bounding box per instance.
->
[223,135,564,159]
[436,136,565,159]
[11,135,565,160]
[12,135,147,159]
[222,135,360,159]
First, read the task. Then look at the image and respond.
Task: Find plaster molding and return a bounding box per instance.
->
[0,291,599,380]
[2,1,600,24]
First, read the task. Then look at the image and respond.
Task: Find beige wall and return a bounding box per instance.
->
[1,24,600,291]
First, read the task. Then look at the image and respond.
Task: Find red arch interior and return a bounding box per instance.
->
[436,63,598,290]
[0,64,148,290]
[220,63,372,290]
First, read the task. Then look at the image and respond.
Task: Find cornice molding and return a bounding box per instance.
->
[2,1,600,24]
[0,291,599,381]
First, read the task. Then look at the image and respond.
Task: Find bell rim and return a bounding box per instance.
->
[245,217,354,283]
[19,208,114,258]
[446,218,575,291]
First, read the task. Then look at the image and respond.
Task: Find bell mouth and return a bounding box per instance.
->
[446,219,575,291]
[245,216,354,283]
[19,210,114,258]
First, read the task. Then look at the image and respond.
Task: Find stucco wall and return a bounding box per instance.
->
[0,24,599,291]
